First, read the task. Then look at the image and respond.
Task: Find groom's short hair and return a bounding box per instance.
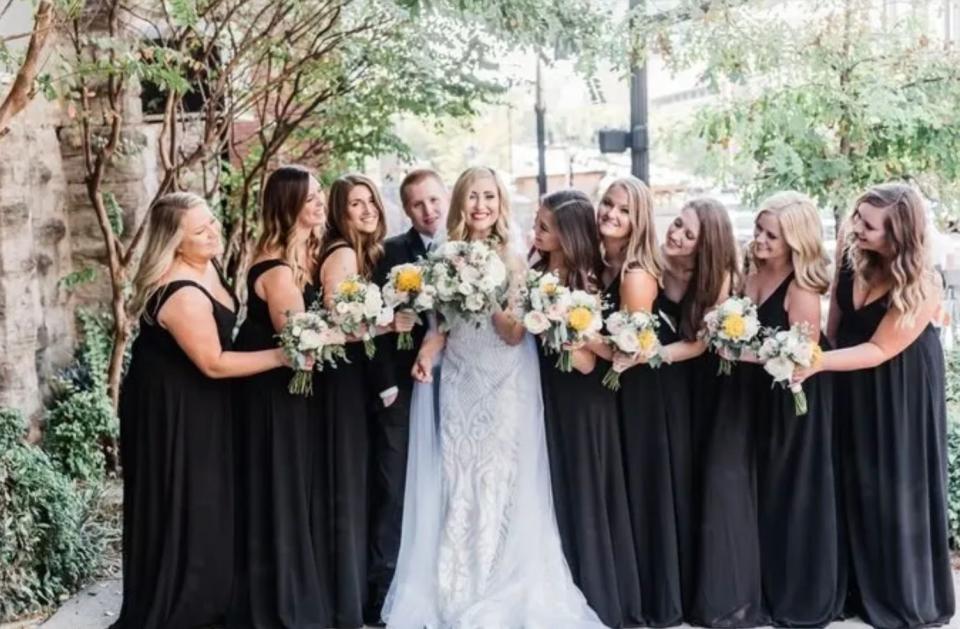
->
[399,168,445,209]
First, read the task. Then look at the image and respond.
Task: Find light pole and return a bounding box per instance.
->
[535,55,547,195]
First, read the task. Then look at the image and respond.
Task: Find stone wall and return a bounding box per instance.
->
[0,93,76,422]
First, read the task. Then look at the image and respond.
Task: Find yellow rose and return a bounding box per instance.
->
[637,328,658,352]
[542,283,558,296]
[722,313,746,339]
[811,345,823,368]
[567,307,593,332]
[396,268,423,292]
[338,280,360,297]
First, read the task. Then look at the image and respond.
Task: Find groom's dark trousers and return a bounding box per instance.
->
[365,227,429,623]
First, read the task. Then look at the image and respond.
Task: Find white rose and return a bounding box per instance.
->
[347,302,365,320]
[524,311,551,334]
[478,276,497,293]
[465,293,485,311]
[613,328,640,354]
[744,317,760,340]
[764,355,795,383]
[335,302,349,315]
[458,282,474,295]
[414,292,434,310]
[459,265,481,283]
[606,312,627,334]
[377,308,394,326]
[722,299,744,316]
[487,258,507,286]
[299,329,323,351]
[291,325,303,337]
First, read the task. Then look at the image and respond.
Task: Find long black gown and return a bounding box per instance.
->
[753,273,844,627]
[614,276,692,627]
[228,259,331,629]
[539,279,643,628]
[690,286,766,628]
[835,263,954,629]
[114,279,237,629]
[319,243,375,629]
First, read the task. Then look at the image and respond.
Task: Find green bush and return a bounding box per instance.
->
[0,409,105,621]
[43,310,119,482]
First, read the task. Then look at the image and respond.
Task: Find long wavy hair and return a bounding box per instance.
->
[600,177,663,281]
[674,197,740,341]
[844,182,937,326]
[749,191,830,295]
[322,173,386,280]
[129,192,208,322]
[256,165,323,290]
[532,189,603,292]
[446,166,512,246]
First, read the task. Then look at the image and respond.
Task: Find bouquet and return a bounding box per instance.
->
[700,296,762,375]
[425,239,508,329]
[756,322,823,416]
[522,270,603,371]
[601,309,662,390]
[330,276,394,358]
[382,263,436,349]
[277,310,347,396]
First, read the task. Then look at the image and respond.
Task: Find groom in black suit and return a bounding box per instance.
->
[366,169,448,624]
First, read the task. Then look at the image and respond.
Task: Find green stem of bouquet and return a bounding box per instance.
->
[288,370,313,397]
[397,331,414,350]
[601,367,622,391]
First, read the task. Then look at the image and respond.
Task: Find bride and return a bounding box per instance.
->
[381,166,606,629]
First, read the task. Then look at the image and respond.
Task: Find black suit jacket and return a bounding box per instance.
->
[370,228,431,402]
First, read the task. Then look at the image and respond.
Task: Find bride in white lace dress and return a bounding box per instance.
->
[381,167,605,629]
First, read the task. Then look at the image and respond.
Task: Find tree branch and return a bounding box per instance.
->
[0,0,55,138]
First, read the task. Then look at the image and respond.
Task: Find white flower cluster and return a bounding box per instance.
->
[521,270,603,371]
[278,310,348,395]
[424,239,508,328]
[330,276,394,358]
[601,309,662,390]
[700,296,763,375]
[757,322,821,416]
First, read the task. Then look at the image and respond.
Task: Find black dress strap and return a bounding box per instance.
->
[147,280,214,324]
[247,259,291,289]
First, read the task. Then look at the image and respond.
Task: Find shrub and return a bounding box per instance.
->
[0,409,105,621]
[43,310,119,482]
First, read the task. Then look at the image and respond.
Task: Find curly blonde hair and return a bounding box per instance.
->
[446,166,512,246]
[751,191,830,295]
[844,182,937,326]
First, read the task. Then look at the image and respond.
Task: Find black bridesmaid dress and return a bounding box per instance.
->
[613,276,692,627]
[319,243,375,628]
[228,259,331,629]
[690,286,765,628]
[835,263,954,629]
[539,283,643,628]
[753,273,844,627]
[114,279,237,629]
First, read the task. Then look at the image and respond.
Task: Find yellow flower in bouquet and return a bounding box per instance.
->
[395,267,423,292]
[722,313,747,339]
[638,328,658,353]
[337,279,361,298]
[567,306,594,333]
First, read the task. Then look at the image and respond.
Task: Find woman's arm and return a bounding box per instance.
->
[256,263,306,333]
[160,288,286,378]
[411,328,448,382]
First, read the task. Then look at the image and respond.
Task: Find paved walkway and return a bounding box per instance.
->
[5,573,958,629]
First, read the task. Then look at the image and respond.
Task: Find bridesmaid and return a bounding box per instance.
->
[531,189,644,628]
[115,193,288,629]
[228,165,331,628]
[656,197,739,620]
[794,183,955,629]
[319,173,412,628]
[588,176,679,627]
[743,191,843,626]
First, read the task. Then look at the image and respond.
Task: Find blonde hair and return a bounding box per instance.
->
[601,177,663,281]
[752,191,830,295]
[322,174,386,280]
[257,165,322,290]
[446,166,512,245]
[130,192,208,322]
[843,182,937,326]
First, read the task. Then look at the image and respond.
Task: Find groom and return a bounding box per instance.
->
[366,168,448,624]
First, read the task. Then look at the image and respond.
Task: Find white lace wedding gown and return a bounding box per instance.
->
[381,313,606,629]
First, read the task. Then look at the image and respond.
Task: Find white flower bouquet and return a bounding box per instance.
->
[330,276,394,359]
[700,296,762,375]
[278,310,348,396]
[601,309,663,390]
[756,322,823,416]
[382,263,436,349]
[425,239,508,330]
[521,270,603,372]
